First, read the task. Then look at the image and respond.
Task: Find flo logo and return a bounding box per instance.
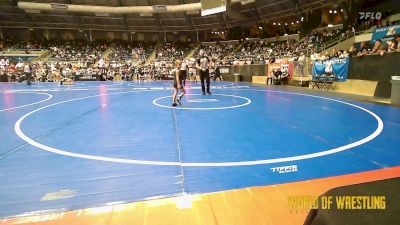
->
[358,12,382,20]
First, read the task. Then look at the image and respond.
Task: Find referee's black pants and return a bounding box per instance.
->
[199,69,210,93]
[25,72,31,85]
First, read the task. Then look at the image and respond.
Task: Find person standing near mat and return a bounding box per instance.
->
[172,60,185,107]
[196,50,211,95]
[24,62,32,85]
[180,59,188,87]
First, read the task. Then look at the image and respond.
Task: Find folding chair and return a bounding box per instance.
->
[310,74,322,89]
[320,73,335,91]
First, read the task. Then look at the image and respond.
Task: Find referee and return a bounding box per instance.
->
[24,62,32,85]
[196,50,211,95]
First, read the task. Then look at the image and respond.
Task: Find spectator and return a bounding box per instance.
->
[387,39,398,52]
[349,45,358,56]
[357,42,370,56]
[396,35,400,50]
[371,39,387,55]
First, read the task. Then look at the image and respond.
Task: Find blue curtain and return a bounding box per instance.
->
[331,58,349,81]
[312,61,325,78]
[312,58,349,81]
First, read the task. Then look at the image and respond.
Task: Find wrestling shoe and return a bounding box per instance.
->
[172,102,178,107]
[177,97,182,106]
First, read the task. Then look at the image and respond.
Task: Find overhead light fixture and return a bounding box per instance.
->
[140,13,153,16]
[328,24,333,27]
[334,10,337,13]
[240,0,255,5]
[340,9,343,12]
[187,11,199,15]
[296,20,299,23]
[258,26,263,29]
[50,3,68,10]
[329,10,332,13]
[201,5,227,17]
[291,22,294,25]
[95,12,109,17]
[301,17,304,21]
[153,5,167,11]
[273,22,276,25]
[278,23,281,25]
[285,23,288,25]
[24,9,41,14]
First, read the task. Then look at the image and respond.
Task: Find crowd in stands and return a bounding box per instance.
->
[108,41,155,65]
[355,36,400,56]
[48,40,106,65]
[145,42,194,80]
[1,24,400,83]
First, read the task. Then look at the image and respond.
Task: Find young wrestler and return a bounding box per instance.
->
[172,60,186,107]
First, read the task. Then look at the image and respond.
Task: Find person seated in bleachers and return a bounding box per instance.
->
[349,45,358,57]
[266,69,274,85]
[107,68,115,81]
[273,68,283,85]
[395,35,400,50]
[371,39,388,56]
[323,58,334,79]
[387,39,398,52]
[357,41,370,56]
[280,68,289,85]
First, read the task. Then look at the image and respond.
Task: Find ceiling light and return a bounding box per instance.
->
[140,13,153,17]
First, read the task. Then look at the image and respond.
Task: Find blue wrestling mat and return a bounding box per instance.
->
[0,81,399,217]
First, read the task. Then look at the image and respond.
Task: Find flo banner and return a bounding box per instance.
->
[371,25,400,42]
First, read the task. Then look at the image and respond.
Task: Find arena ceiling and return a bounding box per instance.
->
[0,0,342,32]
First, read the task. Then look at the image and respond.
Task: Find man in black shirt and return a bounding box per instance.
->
[196,50,211,95]
[273,68,283,85]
